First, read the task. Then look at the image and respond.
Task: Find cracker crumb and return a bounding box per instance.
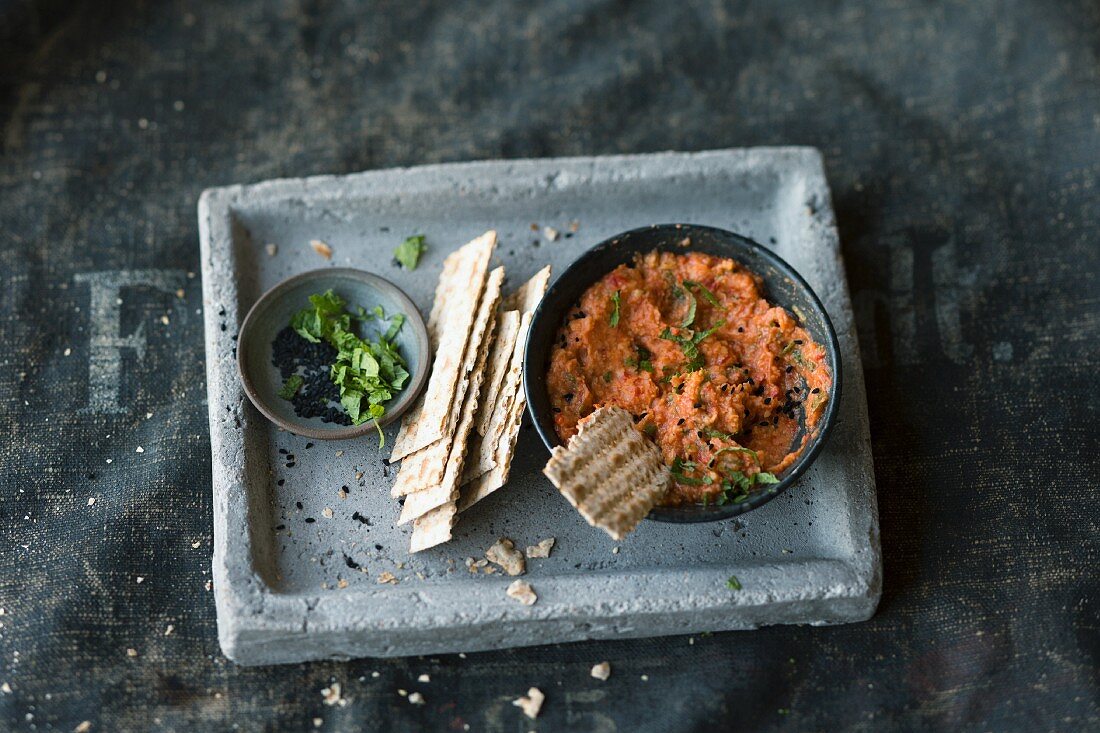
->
[191,541,201,549]
[87,497,96,506]
[506,580,537,606]
[175,288,185,299]
[311,239,333,259]
[355,471,364,481]
[313,718,322,728]
[590,662,611,680]
[337,579,348,589]
[408,691,425,705]
[322,507,334,519]
[135,446,144,454]
[204,580,212,591]
[371,671,380,678]
[484,566,497,575]
[542,226,560,242]
[135,576,144,584]
[74,721,92,732]
[64,348,71,356]
[611,547,620,554]
[160,315,169,326]
[377,571,398,584]
[513,687,544,719]
[458,653,466,659]
[338,488,348,500]
[126,648,138,657]
[525,538,555,559]
[265,243,278,257]
[417,673,430,683]
[335,450,344,457]
[397,688,407,697]
[1,682,11,693]
[321,682,346,706]
[569,220,580,233]
[164,624,174,636]
[640,674,649,681]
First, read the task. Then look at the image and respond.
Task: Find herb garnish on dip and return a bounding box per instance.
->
[547,251,831,506]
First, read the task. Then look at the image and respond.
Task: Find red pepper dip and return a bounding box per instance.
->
[547,251,831,506]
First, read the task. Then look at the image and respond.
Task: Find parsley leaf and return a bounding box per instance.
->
[670,457,713,485]
[625,344,654,373]
[610,290,621,327]
[393,235,426,270]
[289,291,409,440]
[727,575,742,590]
[277,374,303,399]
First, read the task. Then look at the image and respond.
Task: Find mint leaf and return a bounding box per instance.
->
[610,290,621,327]
[684,280,720,305]
[727,575,742,590]
[680,288,697,328]
[394,235,426,270]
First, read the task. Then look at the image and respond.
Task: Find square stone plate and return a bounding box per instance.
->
[198,148,881,665]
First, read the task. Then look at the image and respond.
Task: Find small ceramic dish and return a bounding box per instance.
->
[237,268,430,440]
[524,224,843,523]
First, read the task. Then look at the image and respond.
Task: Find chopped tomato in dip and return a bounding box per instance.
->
[547,251,831,506]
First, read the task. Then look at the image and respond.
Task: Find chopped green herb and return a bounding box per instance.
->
[609,290,621,327]
[789,349,816,371]
[625,345,654,373]
[726,575,742,590]
[711,445,760,466]
[277,374,304,399]
[680,288,697,328]
[670,457,712,485]
[288,290,409,439]
[684,280,719,305]
[659,319,726,372]
[642,423,657,438]
[393,235,426,270]
[603,371,613,383]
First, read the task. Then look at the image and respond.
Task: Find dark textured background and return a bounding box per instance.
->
[1,0,1097,731]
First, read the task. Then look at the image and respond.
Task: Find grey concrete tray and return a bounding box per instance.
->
[198,148,881,666]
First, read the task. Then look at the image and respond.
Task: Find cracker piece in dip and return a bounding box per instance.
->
[542,406,671,540]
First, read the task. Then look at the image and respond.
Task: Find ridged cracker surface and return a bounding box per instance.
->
[543,406,672,540]
[389,231,496,461]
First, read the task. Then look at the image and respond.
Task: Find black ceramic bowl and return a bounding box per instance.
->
[524,224,842,523]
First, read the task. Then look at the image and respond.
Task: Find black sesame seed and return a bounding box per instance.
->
[278,448,288,455]
[737,326,744,333]
[811,388,821,394]
[677,418,685,425]
[277,479,285,486]
[296,501,303,509]
[786,365,794,374]
[305,442,314,449]
[305,517,315,523]
[764,398,772,405]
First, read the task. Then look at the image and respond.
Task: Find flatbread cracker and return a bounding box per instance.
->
[391,266,503,500]
[542,406,671,540]
[459,271,550,510]
[389,231,496,461]
[460,266,550,491]
[462,310,521,482]
[397,281,500,523]
[409,500,456,553]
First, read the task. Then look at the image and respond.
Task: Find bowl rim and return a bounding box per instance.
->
[523,223,843,523]
[237,267,431,441]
